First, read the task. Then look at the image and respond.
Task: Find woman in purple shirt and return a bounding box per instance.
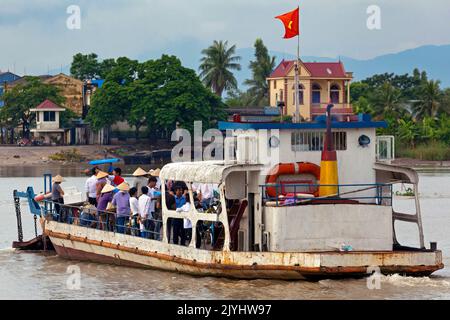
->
[112,182,131,234]
[97,184,115,231]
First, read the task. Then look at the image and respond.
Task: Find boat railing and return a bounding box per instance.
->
[260,183,393,207]
[41,200,163,240]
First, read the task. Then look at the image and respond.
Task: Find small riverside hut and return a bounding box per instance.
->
[30,99,66,145]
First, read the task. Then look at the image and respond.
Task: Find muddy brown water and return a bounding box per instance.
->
[1,170,450,300]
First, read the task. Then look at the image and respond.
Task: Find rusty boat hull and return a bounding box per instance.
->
[44,220,444,280]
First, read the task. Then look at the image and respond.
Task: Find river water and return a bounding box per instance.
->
[1,172,450,300]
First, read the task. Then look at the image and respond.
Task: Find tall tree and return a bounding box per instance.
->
[397,119,419,148]
[87,57,139,130]
[98,58,118,79]
[88,55,226,136]
[1,77,65,139]
[70,53,101,80]
[244,39,276,106]
[199,40,241,97]
[370,82,405,120]
[412,80,443,120]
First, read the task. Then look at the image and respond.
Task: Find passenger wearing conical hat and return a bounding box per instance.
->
[133,167,149,177]
[148,168,161,177]
[112,182,131,234]
[133,167,149,197]
[149,168,162,191]
[51,175,65,221]
[95,171,110,202]
[97,184,116,231]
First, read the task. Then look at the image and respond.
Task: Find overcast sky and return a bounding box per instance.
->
[1,0,449,75]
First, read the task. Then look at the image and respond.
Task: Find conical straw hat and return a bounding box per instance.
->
[149,168,161,177]
[96,171,109,179]
[52,175,65,183]
[117,182,130,192]
[133,167,148,177]
[101,184,116,194]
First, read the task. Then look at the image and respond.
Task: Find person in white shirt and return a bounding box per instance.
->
[138,186,154,239]
[147,177,161,239]
[177,196,192,246]
[195,183,215,210]
[85,168,99,206]
[129,187,140,236]
[133,168,149,197]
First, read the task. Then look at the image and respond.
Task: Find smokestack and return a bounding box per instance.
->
[319,104,339,197]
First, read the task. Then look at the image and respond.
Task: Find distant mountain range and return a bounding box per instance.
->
[50,44,450,90]
[234,44,450,89]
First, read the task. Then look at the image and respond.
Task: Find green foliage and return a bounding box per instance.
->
[355,68,450,160]
[0,77,66,138]
[70,53,118,80]
[87,55,227,135]
[273,115,293,123]
[397,141,450,161]
[70,53,101,80]
[395,187,415,197]
[60,108,78,128]
[397,118,420,148]
[412,80,443,119]
[353,96,375,116]
[225,89,254,107]
[244,39,276,106]
[370,82,406,120]
[49,148,85,162]
[199,40,241,97]
[350,82,370,102]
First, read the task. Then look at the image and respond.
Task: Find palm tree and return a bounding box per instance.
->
[397,119,419,148]
[412,80,443,120]
[199,40,241,97]
[370,82,405,120]
[244,39,276,106]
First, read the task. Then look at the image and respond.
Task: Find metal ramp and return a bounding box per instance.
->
[374,162,425,249]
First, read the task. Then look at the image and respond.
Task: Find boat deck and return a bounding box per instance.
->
[45,220,443,280]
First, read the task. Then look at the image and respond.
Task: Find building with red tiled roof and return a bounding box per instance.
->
[267,59,354,120]
[30,99,66,145]
[32,99,66,111]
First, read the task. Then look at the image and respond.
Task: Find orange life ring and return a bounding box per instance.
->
[34,192,52,202]
[266,162,321,198]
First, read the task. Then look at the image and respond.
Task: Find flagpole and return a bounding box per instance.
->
[294,6,300,123]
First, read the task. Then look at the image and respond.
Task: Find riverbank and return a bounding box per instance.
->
[0,145,161,177]
[1,146,449,169]
[0,146,449,174]
[0,145,134,166]
[392,158,450,170]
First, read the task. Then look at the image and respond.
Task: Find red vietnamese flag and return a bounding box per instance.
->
[275,7,300,39]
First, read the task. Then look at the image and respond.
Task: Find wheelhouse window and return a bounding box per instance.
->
[330,84,340,104]
[43,111,56,122]
[312,83,321,104]
[291,131,347,152]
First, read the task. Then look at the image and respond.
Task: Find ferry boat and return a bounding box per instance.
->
[31,107,443,280]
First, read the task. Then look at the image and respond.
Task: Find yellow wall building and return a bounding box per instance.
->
[6,73,84,116]
[267,60,354,121]
[43,74,84,116]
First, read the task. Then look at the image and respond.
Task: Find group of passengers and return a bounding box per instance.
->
[82,167,162,239]
[51,167,218,246]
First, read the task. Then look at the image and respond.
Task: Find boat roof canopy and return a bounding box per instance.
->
[160,161,262,184]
